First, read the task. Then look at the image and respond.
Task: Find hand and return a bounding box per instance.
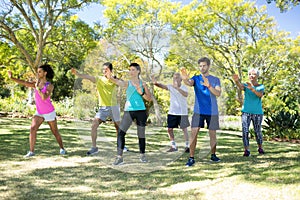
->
[232,74,239,82]
[7,70,12,79]
[246,82,254,91]
[70,68,77,75]
[151,74,157,84]
[132,81,143,94]
[180,67,189,80]
[202,75,210,87]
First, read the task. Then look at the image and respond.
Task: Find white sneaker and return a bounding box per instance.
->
[123,146,129,152]
[24,151,35,158]
[60,148,66,155]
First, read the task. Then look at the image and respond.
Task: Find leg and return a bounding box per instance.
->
[117,111,132,156]
[242,113,251,150]
[48,118,64,149]
[91,118,103,148]
[29,116,44,152]
[209,130,217,154]
[252,114,264,151]
[189,127,200,157]
[182,127,189,145]
[137,125,146,154]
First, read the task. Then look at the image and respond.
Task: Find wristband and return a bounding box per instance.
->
[141,91,145,96]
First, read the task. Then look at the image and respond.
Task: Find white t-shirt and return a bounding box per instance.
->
[167,84,188,115]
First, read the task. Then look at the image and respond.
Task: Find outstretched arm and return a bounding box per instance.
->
[232,74,245,90]
[71,68,96,83]
[8,70,35,88]
[151,75,168,90]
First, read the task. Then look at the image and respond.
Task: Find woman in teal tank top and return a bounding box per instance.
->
[108,63,152,165]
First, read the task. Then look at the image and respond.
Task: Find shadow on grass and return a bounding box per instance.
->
[0,118,299,199]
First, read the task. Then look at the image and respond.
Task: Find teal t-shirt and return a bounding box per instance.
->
[124,80,146,111]
[242,83,264,114]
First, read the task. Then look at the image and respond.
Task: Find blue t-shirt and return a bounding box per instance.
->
[242,83,264,114]
[124,80,146,111]
[191,75,220,115]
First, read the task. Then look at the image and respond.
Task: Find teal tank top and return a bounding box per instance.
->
[124,80,146,111]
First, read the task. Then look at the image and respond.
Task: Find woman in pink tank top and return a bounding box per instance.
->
[8,64,66,157]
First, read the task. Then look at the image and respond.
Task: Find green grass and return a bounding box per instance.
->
[0,117,299,200]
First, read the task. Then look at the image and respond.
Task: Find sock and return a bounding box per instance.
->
[170,141,176,148]
[185,141,189,147]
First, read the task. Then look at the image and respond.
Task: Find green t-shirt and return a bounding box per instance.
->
[95,76,118,106]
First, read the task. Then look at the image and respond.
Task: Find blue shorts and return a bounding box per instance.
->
[191,114,219,130]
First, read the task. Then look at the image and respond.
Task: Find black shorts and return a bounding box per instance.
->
[167,114,190,129]
[191,114,219,130]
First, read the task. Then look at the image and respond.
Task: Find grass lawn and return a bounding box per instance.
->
[0,117,299,200]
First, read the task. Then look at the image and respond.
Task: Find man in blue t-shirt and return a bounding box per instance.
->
[181,57,221,167]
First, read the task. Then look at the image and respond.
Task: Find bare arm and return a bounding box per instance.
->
[232,74,245,90]
[71,68,96,83]
[107,75,127,88]
[180,67,194,87]
[36,83,54,100]
[8,70,35,88]
[176,86,188,97]
[246,83,264,98]
[141,82,152,102]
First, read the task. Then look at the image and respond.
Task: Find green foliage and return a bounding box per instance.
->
[0,97,35,117]
[73,92,98,120]
[263,110,300,139]
[266,0,300,12]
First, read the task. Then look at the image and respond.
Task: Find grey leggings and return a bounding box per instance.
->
[242,112,263,147]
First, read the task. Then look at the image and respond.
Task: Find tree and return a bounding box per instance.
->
[171,0,285,114]
[266,0,300,12]
[0,0,97,73]
[100,0,180,125]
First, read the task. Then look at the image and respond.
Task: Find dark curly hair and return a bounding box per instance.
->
[39,64,54,80]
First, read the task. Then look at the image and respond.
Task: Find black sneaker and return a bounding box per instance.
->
[258,148,264,154]
[243,149,251,157]
[184,147,190,153]
[210,154,220,162]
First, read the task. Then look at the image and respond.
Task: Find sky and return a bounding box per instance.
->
[77,0,300,38]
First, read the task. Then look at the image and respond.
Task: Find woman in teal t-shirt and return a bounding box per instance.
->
[108,63,152,165]
[233,68,265,157]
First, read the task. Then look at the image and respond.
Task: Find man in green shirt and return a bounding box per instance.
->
[71,62,124,155]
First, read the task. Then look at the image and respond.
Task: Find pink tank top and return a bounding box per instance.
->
[35,82,55,114]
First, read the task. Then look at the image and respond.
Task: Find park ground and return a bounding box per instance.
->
[0,117,299,200]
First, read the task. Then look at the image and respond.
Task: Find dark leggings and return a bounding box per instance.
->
[117,110,147,156]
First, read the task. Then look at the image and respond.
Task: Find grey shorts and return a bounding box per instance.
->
[95,106,121,122]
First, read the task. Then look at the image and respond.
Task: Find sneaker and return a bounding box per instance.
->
[24,151,35,158]
[210,154,221,162]
[113,156,124,165]
[184,147,190,153]
[185,157,195,167]
[140,154,147,163]
[167,147,178,152]
[258,148,265,154]
[123,146,129,152]
[243,149,251,157]
[86,147,98,156]
[60,148,66,155]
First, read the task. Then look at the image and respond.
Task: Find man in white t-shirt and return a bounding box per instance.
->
[153,72,190,152]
